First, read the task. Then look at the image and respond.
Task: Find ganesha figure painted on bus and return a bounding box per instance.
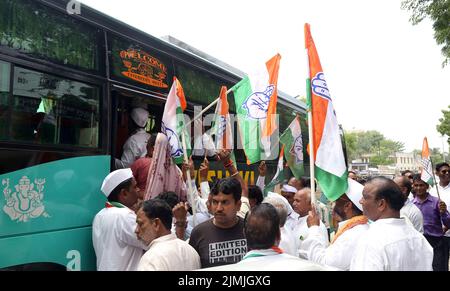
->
[2,176,50,222]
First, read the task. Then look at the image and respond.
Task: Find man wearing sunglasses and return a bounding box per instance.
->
[430,162,450,270]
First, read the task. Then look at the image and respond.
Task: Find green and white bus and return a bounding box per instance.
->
[0,0,308,270]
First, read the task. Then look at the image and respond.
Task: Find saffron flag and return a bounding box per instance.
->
[305,23,347,201]
[421,137,434,186]
[264,145,287,196]
[232,54,281,164]
[280,116,305,179]
[162,77,191,164]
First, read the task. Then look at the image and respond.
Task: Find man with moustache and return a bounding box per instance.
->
[302,179,369,270]
[189,177,247,268]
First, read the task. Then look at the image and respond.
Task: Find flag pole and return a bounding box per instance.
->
[184,88,233,129]
[180,128,197,227]
[429,156,441,200]
[306,47,316,206]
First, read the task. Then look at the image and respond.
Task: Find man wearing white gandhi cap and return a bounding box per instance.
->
[302,178,369,270]
[115,107,151,169]
[92,169,148,271]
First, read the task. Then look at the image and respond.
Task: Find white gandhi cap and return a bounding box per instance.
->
[281,184,297,193]
[101,168,134,197]
[345,178,364,211]
[131,107,149,128]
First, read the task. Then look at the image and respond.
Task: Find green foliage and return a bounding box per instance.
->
[402,0,450,67]
[344,130,405,163]
[370,155,395,166]
[437,105,450,145]
[413,147,449,163]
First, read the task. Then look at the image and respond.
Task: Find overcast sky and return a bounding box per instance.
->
[80,0,450,153]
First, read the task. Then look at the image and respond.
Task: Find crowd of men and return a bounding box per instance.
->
[92,109,450,271]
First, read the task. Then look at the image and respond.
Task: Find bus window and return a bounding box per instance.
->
[1,65,100,148]
[0,0,101,72]
[0,60,10,139]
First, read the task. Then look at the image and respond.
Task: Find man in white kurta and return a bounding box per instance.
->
[292,188,328,258]
[303,179,369,270]
[202,248,335,271]
[137,233,200,271]
[136,199,200,271]
[394,176,424,233]
[115,108,151,169]
[93,169,147,271]
[264,192,299,256]
[350,218,433,270]
[350,177,433,271]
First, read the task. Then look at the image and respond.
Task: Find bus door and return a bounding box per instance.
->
[110,88,164,170]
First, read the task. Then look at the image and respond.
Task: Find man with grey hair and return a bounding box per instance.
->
[263,193,297,256]
[292,188,329,258]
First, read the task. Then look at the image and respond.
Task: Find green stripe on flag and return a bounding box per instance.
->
[306,78,312,110]
[233,76,263,164]
[315,166,347,201]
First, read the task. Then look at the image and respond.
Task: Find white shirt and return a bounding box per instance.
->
[137,233,201,271]
[115,129,150,169]
[256,176,265,192]
[279,226,298,256]
[292,215,329,259]
[284,211,299,232]
[350,218,433,271]
[430,183,450,236]
[92,206,147,271]
[200,248,335,271]
[400,199,424,233]
[303,219,369,270]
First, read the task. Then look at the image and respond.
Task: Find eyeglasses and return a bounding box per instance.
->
[405,175,413,179]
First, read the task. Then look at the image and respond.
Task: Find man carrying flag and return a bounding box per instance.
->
[305,24,347,201]
[232,54,281,164]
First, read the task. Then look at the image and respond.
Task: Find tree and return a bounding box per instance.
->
[401,0,450,67]
[437,105,450,146]
[344,130,405,164]
[414,147,449,164]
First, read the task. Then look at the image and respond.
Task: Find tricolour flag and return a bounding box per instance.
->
[232,54,281,164]
[162,77,191,164]
[305,23,347,201]
[211,86,237,167]
[212,86,233,151]
[421,137,434,186]
[264,146,287,196]
[280,116,304,179]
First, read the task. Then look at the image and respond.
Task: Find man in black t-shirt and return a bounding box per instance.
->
[189,177,247,268]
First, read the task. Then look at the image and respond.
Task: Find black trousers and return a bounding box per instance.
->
[424,235,449,271]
